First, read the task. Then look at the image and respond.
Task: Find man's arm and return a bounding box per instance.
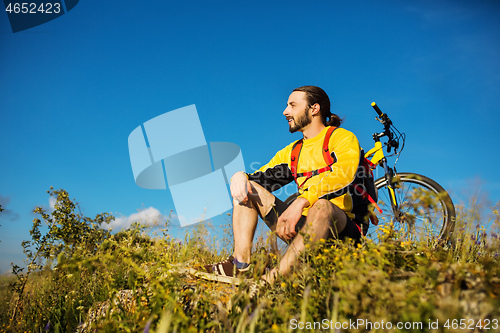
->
[246,145,295,193]
[276,197,309,241]
[231,144,296,205]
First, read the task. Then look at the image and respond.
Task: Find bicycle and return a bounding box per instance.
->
[364,102,456,245]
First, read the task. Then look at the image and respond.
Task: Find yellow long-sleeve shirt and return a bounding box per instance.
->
[247,126,369,229]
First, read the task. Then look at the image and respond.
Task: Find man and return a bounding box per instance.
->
[203,86,369,284]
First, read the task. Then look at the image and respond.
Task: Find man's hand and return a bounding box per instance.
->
[276,197,309,241]
[230,171,253,204]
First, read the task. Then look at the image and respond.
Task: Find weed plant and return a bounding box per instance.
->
[0,189,499,332]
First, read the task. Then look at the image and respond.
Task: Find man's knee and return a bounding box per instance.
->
[308,199,346,228]
[309,199,336,217]
[232,196,250,207]
[248,180,273,195]
[232,180,275,216]
[231,180,260,205]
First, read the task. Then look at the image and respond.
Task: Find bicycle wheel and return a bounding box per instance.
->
[367,173,456,245]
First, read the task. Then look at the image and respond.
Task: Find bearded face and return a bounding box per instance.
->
[288,106,312,133]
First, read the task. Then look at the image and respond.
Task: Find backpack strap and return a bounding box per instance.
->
[290,139,303,185]
[290,126,337,188]
[322,126,336,165]
[353,183,382,214]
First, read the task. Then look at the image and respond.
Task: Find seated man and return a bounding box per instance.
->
[204,86,370,284]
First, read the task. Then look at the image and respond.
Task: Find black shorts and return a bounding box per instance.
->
[262,196,362,242]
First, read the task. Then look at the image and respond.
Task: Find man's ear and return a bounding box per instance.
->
[310,103,320,116]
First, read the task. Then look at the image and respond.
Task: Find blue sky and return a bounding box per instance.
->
[1,0,500,273]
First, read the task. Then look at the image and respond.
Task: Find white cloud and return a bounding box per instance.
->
[105,207,165,231]
[49,196,57,211]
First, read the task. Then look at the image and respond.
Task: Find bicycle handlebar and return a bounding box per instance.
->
[371,101,392,127]
[371,102,383,116]
[370,101,403,156]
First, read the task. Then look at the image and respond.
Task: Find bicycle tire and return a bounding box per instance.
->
[367,172,456,245]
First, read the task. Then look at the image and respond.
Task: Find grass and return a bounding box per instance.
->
[1,192,500,333]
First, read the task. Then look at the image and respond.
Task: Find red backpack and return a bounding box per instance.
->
[290,127,381,225]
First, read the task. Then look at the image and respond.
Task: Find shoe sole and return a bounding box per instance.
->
[173,267,267,300]
[164,263,246,285]
[187,268,246,285]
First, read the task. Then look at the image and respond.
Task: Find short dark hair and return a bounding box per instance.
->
[292,86,341,127]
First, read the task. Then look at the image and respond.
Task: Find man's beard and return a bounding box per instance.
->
[289,108,312,133]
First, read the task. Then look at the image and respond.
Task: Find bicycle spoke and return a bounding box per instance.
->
[367,173,455,245]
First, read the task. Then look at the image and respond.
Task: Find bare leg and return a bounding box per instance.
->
[232,181,276,264]
[278,199,348,276]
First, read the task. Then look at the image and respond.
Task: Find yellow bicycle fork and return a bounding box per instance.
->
[365,141,399,213]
